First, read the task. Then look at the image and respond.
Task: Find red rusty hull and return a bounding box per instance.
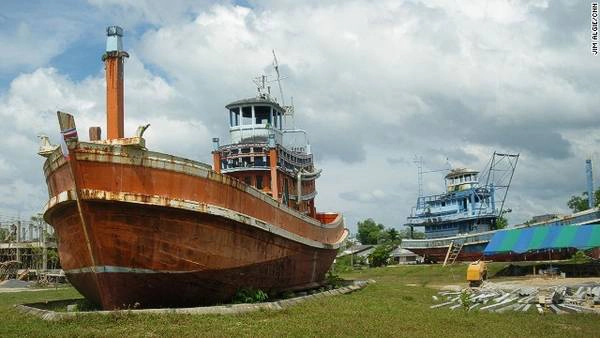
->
[407,246,484,263]
[408,246,579,263]
[41,141,346,309]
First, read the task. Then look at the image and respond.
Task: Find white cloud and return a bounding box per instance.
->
[0,56,210,218]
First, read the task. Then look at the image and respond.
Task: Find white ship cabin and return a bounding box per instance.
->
[211,93,320,216]
[226,98,286,146]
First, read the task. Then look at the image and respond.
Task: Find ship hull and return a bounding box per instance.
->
[407,243,578,263]
[42,140,346,309]
[407,243,487,263]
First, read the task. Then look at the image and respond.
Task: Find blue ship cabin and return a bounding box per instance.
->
[406,168,498,239]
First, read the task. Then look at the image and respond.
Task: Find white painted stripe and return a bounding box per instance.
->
[66,266,161,274]
[64,266,209,274]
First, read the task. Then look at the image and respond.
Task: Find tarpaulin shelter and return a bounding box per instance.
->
[483,224,600,255]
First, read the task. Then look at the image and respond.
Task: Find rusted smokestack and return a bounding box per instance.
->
[103,26,129,139]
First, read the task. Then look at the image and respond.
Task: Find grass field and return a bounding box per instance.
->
[1,263,599,337]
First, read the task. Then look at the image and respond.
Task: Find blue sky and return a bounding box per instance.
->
[1,1,599,233]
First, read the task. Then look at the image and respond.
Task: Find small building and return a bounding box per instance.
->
[337,244,375,265]
[391,247,422,264]
[338,244,375,258]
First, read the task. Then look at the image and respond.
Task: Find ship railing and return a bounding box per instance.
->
[229,125,283,145]
[282,129,310,154]
[406,209,497,225]
[401,231,497,249]
[221,162,271,172]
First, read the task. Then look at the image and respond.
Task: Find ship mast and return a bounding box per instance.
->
[272,50,285,107]
[272,50,295,129]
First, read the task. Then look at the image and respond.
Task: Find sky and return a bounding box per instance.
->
[0,0,599,234]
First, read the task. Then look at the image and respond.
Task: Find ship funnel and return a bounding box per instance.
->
[103,25,129,139]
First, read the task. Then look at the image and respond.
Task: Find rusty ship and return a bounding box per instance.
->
[37,26,347,309]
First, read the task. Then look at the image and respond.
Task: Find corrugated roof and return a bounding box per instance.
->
[391,248,419,257]
[483,224,600,254]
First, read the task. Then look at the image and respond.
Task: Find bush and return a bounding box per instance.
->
[368,245,394,267]
[333,255,352,272]
[570,250,592,264]
[460,290,472,312]
[232,288,269,304]
[326,270,343,288]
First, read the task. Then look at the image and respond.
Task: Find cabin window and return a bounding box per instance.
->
[241,148,251,154]
[229,107,240,126]
[441,201,445,207]
[242,106,252,125]
[254,106,271,125]
[244,176,252,185]
[273,108,278,127]
[256,176,263,189]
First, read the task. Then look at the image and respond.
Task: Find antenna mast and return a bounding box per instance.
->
[272,50,294,128]
[272,50,285,106]
[413,155,424,212]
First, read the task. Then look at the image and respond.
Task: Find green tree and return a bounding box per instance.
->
[411,230,426,239]
[399,227,426,239]
[494,216,508,230]
[385,228,400,243]
[567,189,600,213]
[368,244,394,267]
[356,218,385,245]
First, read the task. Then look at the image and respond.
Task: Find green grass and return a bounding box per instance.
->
[1,263,599,337]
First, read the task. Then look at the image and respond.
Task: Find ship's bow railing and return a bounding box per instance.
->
[401,231,497,249]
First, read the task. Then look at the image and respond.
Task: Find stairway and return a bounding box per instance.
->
[443,241,464,266]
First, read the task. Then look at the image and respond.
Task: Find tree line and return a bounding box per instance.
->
[567,189,600,213]
[355,218,424,245]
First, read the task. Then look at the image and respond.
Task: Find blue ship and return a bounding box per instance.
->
[406,168,500,239]
[401,154,600,263]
